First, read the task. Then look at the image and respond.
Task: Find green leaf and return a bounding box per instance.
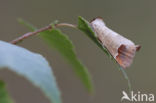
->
[78,16,131,91]
[40,29,93,92]
[18,18,37,31]
[78,16,111,57]
[18,19,94,93]
[0,41,61,103]
[0,80,13,103]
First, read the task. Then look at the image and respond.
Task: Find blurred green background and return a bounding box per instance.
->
[0,0,155,103]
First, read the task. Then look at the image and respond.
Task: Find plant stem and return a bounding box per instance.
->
[56,23,77,28]
[10,23,76,44]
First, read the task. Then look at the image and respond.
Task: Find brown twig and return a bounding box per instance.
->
[10,23,76,44]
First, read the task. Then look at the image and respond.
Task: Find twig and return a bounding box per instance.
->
[10,23,76,44]
[55,23,77,28]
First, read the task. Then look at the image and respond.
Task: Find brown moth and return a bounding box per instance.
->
[90,18,141,68]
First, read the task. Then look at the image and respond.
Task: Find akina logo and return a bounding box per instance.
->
[121,91,154,102]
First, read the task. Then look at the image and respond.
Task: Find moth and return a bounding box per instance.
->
[90,18,141,68]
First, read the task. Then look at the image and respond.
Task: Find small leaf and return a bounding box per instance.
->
[0,41,61,103]
[18,18,37,31]
[0,80,13,103]
[40,29,93,92]
[78,16,111,57]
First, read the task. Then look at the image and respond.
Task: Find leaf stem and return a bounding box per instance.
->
[56,23,77,28]
[10,23,76,44]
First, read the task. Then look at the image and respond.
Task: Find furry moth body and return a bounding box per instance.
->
[90,18,140,68]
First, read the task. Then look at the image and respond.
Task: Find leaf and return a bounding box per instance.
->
[77,16,111,57]
[0,80,13,103]
[40,29,93,92]
[18,19,94,93]
[18,18,37,31]
[78,16,131,91]
[0,41,61,103]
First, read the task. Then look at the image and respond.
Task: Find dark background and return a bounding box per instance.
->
[0,0,155,103]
